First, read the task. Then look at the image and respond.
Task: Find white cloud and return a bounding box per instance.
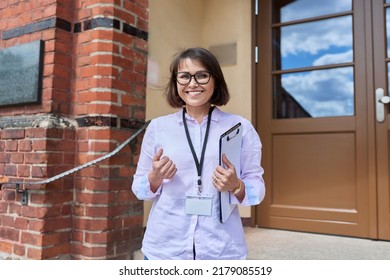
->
[281,16,352,57]
[280,0,352,23]
[313,50,353,66]
[281,67,354,117]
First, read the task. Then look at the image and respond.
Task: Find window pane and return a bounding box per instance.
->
[273,0,352,23]
[388,63,390,96]
[273,16,353,70]
[274,67,354,119]
[387,8,390,58]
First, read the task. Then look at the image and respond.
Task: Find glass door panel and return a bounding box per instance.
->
[274,16,353,71]
[386,6,390,96]
[273,0,352,23]
[274,67,354,118]
[272,2,354,119]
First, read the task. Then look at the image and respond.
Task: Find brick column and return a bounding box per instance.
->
[70,0,148,260]
[0,0,148,259]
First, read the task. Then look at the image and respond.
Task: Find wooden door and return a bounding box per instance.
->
[255,0,390,240]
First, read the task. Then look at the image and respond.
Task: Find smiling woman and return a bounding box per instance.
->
[131,47,265,260]
[174,59,216,123]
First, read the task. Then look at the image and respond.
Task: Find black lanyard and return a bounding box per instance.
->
[182,106,215,194]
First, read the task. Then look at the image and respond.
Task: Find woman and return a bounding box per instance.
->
[132,47,265,260]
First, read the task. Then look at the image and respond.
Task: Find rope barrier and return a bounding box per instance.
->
[0,120,150,190]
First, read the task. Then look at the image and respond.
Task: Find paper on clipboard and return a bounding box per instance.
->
[219,122,242,223]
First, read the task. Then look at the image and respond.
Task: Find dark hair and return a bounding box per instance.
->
[165,47,230,108]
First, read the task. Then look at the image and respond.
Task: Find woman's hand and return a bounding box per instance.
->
[148,148,177,192]
[212,154,241,192]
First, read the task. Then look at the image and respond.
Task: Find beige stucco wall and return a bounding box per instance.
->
[145,0,253,225]
[146,0,205,118]
[201,0,253,120]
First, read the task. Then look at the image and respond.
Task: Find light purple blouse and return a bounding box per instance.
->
[132,107,265,260]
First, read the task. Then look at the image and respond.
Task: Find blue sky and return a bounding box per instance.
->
[275,1,355,118]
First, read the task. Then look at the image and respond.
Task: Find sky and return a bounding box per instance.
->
[275,0,355,118]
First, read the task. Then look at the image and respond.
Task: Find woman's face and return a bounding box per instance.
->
[176,58,215,112]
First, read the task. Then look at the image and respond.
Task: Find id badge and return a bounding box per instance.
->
[185,194,213,216]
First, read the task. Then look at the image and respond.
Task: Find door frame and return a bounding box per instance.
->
[373,0,390,239]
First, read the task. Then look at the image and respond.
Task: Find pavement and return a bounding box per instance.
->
[245,227,390,260]
[134,227,390,260]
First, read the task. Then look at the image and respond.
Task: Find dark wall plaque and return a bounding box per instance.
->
[0,40,44,107]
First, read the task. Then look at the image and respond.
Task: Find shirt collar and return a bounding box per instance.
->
[176,106,221,124]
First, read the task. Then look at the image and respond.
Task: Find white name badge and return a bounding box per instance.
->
[185,194,213,216]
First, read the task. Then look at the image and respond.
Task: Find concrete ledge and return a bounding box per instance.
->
[133,250,144,260]
[0,114,77,129]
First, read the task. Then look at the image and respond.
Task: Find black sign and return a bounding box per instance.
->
[0,40,44,107]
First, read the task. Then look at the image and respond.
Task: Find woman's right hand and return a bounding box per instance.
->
[148,148,177,192]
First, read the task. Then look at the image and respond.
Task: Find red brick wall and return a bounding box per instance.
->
[0,0,148,259]
[0,126,76,259]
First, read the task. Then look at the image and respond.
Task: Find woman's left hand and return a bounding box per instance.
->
[212,154,241,192]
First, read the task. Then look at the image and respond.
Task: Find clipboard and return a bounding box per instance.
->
[218,122,242,223]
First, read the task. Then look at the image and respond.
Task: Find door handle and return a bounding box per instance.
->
[380,95,390,104]
[376,88,390,122]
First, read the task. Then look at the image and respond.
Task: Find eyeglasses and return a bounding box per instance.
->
[176,71,211,85]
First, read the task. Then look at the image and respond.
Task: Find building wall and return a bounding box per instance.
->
[201,0,253,120]
[0,0,148,260]
[145,0,253,224]
[146,0,204,119]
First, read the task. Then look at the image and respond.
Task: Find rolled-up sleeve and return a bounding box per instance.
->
[230,120,265,206]
[132,121,162,200]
